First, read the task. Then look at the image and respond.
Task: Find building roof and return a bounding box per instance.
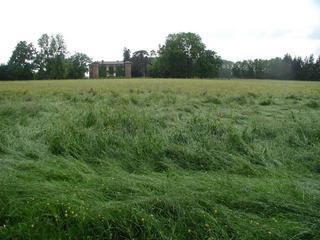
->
[91,61,132,66]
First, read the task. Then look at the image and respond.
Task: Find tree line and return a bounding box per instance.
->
[124,32,320,80]
[0,34,91,80]
[221,54,320,81]
[1,32,320,80]
[123,33,222,78]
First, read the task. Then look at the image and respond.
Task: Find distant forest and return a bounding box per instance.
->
[0,34,91,80]
[220,55,320,81]
[1,32,319,81]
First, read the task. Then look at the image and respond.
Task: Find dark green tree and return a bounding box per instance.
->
[219,60,234,78]
[292,57,303,80]
[160,32,204,78]
[0,64,10,80]
[303,55,316,80]
[66,53,91,79]
[232,62,241,78]
[150,32,221,78]
[35,34,68,79]
[123,47,131,61]
[315,56,320,80]
[195,50,222,78]
[7,41,36,80]
[131,50,150,77]
[281,54,293,80]
[253,59,267,79]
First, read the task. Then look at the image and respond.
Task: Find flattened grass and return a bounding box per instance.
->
[0,79,320,239]
[1,78,320,95]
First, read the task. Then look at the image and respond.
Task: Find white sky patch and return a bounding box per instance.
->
[1,0,320,63]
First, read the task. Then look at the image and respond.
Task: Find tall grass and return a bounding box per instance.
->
[0,79,320,239]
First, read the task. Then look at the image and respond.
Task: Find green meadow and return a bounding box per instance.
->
[0,79,320,239]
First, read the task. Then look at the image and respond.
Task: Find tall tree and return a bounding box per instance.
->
[123,47,131,61]
[292,57,303,80]
[7,41,36,80]
[0,64,10,80]
[281,54,293,80]
[305,55,316,80]
[66,53,91,79]
[36,34,67,79]
[219,60,234,78]
[151,32,221,78]
[315,56,320,80]
[195,50,222,78]
[160,32,204,78]
[131,50,150,77]
[253,59,267,79]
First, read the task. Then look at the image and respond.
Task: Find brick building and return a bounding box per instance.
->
[89,61,132,78]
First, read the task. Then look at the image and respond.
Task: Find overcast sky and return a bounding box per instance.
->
[1,0,320,63]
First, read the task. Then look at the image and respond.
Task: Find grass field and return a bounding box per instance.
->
[1,78,320,239]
